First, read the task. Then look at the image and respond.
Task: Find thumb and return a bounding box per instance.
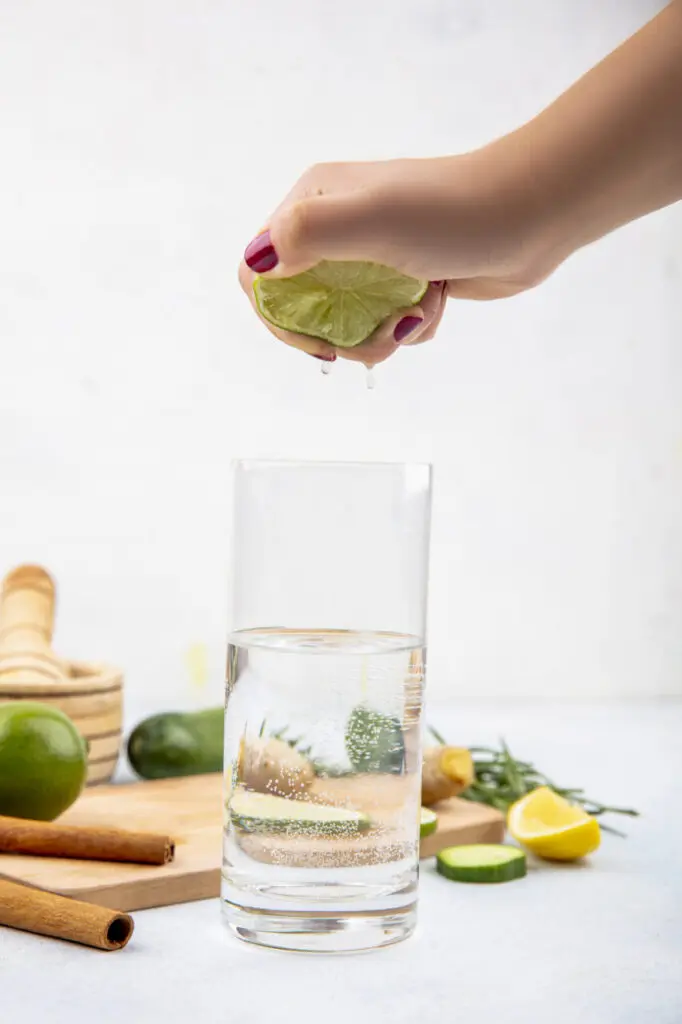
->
[244,192,381,278]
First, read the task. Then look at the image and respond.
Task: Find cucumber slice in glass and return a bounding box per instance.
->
[345,704,405,774]
[230,788,370,836]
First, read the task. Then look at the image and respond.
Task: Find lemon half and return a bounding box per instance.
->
[508,786,601,861]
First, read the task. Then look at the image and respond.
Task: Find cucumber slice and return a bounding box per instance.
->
[420,807,438,838]
[345,705,405,774]
[229,788,370,836]
[436,844,527,883]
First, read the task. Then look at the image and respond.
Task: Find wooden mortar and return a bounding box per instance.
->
[0,565,123,785]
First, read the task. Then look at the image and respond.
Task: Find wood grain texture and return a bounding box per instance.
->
[0,773,505,912]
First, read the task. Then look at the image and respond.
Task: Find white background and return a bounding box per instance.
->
[0,0,680,720]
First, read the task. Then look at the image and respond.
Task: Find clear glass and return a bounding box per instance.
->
[222,460,432,952]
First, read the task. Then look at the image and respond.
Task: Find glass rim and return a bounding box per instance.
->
[230,458,433,471]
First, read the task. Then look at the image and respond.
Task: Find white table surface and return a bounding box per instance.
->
[2,701,681,1024]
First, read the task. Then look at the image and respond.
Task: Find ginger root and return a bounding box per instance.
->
[422,746,474,806]
[238,736,315,798]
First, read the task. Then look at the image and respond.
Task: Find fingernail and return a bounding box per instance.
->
[312,352,337,362]
[431,280,445,287]
[244,230,279,273]
[393,316,423,343]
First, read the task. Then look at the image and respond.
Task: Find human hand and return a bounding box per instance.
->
[238,150,560,365]
[239,3,682,366]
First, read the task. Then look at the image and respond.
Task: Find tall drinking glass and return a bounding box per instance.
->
[222,460,432,952]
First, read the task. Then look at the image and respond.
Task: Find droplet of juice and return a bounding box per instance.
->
[320,361,333,376]
[366,368,376,390]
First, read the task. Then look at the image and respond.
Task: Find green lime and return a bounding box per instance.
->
[253,260,428,347]
[0,702,88,821]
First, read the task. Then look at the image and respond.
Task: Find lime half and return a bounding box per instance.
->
[253,260,428,348]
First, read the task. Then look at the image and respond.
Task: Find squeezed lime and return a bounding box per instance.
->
[254,260,427,347]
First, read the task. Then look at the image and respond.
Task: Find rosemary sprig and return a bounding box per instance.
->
[428,724,449,746]
[430,728,639,834]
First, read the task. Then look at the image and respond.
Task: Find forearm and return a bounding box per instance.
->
[503,1,682,261]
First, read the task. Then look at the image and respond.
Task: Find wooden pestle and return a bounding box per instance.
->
[0,565,69,682]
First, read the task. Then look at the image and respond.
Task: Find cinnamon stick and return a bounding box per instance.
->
[0,816,175,865]
[0,876,133,950]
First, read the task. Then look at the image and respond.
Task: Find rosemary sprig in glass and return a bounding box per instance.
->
[265,722,352,777]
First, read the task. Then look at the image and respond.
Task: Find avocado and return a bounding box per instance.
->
[127,707,224,780]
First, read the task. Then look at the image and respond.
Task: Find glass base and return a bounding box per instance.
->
[222,900,417,953]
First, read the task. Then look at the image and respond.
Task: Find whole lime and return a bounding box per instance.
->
[0,702,88,820]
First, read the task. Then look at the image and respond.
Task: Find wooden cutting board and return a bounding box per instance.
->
[0,773,505,911]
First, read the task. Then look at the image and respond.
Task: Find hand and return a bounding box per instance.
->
[238,151,558,366]
[238,3,682,367]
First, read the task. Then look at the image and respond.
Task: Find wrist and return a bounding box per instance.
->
[477,129,581,278]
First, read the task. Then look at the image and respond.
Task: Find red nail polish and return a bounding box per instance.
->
[393,316,423,343]
[244,230,279,273]
[312,353,337,362]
